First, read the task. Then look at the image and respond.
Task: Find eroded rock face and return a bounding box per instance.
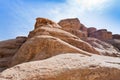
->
[10,18,100,67]
[112,34,120,39]
[85,38,120,57]
[35,18,61,29]
[58,18,81,30]
[0,54,120,80]
[58,18,88,39]
[10,35,91,67]
[87,27,97,36]
[0,36,27,71]
[88,29,112,41]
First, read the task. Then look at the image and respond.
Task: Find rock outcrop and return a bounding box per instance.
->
[107,39,120,51]
[88,29,112,41]
[85,38,120,57]
[10,18,100,67]
[112,34,120,39]
[58,18,87,39]
[0,17,120,80]
[0,36,27,71]
[0,54,120,80]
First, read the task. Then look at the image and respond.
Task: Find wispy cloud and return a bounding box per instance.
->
[50,0,112,21]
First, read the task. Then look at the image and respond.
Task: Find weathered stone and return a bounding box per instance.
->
[85,37,120,57]
[10,35,92,67]
[0,54,120,80]
[58,18,81,30]
[112,34,120,39]
[58,18,88,39]
[87,27,97,36]
[0,37,27,57]
[35,18,61,29]
[89,29,112,41]
[107,39,120,51]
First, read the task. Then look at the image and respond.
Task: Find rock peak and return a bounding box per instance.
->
[35,17,61,29]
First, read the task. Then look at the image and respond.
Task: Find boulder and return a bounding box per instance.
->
[0,54,120,80]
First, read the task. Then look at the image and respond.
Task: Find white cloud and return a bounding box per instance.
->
[50,0,112,21]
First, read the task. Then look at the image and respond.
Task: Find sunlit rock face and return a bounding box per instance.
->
[0,17,120,80]
[0,54,120,80]
[58,18,88,39]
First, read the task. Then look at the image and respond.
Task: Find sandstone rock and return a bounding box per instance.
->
[85,38,120,57]
[9,18,101,67]
[10,35,92,67]
[0,36,27,57]
[58,18,81,30]
[112,34,120,39]
[80,24,87,32]
[58,18,88,39]
[89,29,112,41]
[0,54,120,80]
[28,18,99,54]
[0,36,27,71]
[35,18,61,29]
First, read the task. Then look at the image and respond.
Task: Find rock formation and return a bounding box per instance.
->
[0,37,27,71]
[112,34,120,39]
[85,37,120,57]
[0,54,120,80]
[0,17,120,80]
[107,39,120,51]
[10,18,99,67]
[88,29,112,41]
[58,18,88,39]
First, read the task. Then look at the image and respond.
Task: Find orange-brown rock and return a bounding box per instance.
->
[89,29,112,41]
[35,18,61,29]
[58,18,81,30]
[0,36,27,57]
[58,18,88,39]
[0,36,27,71]
[0,54,120,80]
[9,18,101,67]
[10,35,92,67]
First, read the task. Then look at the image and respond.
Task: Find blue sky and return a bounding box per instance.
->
[0,0,120,41]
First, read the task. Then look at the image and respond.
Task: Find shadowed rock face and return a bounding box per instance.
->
[0,54,120,80]
[107,39,120,51]
[112,34,120,39]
